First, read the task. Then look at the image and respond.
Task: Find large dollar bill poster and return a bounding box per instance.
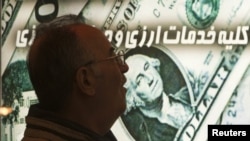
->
[1,0,250,141]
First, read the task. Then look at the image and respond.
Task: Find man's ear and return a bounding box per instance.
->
[75,66,95,96]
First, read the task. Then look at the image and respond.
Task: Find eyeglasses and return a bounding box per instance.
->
[85,50,126,66]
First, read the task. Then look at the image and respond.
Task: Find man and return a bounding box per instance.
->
[22,14,129,141]
[122,54,192,141]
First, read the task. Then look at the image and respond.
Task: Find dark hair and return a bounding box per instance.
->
[27,15,91,111]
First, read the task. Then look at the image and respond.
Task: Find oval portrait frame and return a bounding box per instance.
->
[112,45,194,141]
[186,0,220,29]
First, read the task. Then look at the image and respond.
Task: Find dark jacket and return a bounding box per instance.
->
[22,104,117,141]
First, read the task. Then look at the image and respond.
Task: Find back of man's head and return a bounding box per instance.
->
[27,15,90,111]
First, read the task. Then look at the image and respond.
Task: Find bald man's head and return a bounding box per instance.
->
[27,16,106,111]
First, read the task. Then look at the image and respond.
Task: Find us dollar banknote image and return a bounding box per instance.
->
[1,0,23,46]
[1,0,250,141]
[218,65,250,125]
[80,0,250,30]
[111,45,250,141]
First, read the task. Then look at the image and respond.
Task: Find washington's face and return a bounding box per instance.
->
[126,55,163,103]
